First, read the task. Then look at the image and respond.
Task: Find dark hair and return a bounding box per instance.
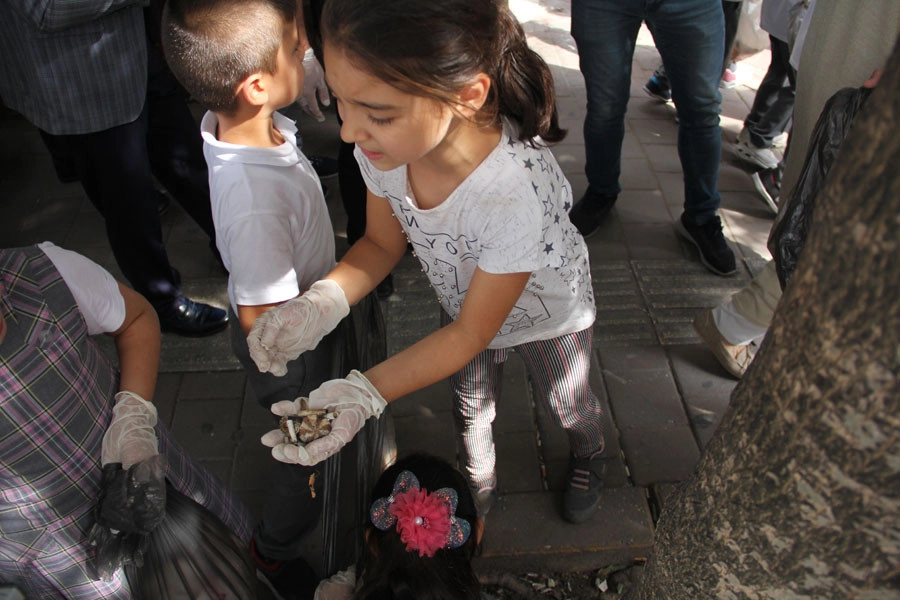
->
[354,453,481,600]
[161,0,297,115]
[321,0,565,144]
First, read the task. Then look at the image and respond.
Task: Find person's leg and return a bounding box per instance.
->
[517,327,606,523]
[649,0,724,227]
[568,0,644,235]
[146,90,216,242]
[517,329,604,459]
[721,0,742,86]
[43,111,183,309]
[449,346,506,496]
[746,37,796,147]
[650,0,735,276]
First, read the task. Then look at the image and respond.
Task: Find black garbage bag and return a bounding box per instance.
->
[123,481,258,600]
[88,456,167,582]
[769,86,873,289]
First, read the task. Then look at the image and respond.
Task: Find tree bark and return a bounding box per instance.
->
[633,41,900,599]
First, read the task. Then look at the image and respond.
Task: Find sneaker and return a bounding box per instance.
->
[471,486,496,517]
[750,169,780,214]
[562,452,606,524]
[693,308,753,379]
[568,189,617,239]
[643,74,671,102]
[732,128,780,170]
[772,131,789,149]
[720,62,738,89]
[675,213,736,276]
[251,538,318,600]
[307,155,338,179]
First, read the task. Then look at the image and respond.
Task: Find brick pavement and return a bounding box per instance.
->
[0,0,779,578]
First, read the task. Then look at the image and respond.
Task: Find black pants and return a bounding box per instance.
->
[39,89,214,310]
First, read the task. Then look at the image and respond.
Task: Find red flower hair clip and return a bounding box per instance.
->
[370,470,471,557]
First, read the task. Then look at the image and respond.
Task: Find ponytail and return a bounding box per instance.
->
[487,7,566,144]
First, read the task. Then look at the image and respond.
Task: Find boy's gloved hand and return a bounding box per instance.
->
[101,391,159,470]
[247,279,349,376]
[299,49,331,122]
[260,370,387,465]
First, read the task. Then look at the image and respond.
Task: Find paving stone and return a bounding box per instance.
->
[642,144,683,174]
[666,344,739,449]
[597,346,688,429]
[392,412,458,467]
[387,380,453,419]
[153,372,181,427]
[620,156,662,189]
[495,352,536,433]
[619,424,700,486]
[170,397,243,459]
[622,222,684,261]
[495,430,543,493]
[615,190,672,225]
[475,487,655,573]
[178,370,246,399]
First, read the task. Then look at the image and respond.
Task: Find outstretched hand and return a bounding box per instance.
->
[260,371,387,465]
[247,280,349,376]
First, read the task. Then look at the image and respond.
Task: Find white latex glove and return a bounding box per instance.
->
[260,370,387,466]
[299,49,331,122]
[314,565,356,600]
[101,391,159,469]
[247,279,350,377]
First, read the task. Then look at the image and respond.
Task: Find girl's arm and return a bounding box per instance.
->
[112,282,161,400]
[365,267,531,402]
[326,190,408,304]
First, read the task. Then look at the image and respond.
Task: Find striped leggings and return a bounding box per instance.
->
[449,325,606,490]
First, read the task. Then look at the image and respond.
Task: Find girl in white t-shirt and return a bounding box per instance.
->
[250,0,608,524]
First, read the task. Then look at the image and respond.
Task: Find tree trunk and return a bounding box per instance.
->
[633,41,900,599]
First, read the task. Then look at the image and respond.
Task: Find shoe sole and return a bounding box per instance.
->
[751,172,780,214]
[731,143,779,170]
[675,220,737,277]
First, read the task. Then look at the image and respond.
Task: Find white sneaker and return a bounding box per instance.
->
[732,128,780,170]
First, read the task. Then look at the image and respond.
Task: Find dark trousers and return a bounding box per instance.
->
[745,36,796,148]
[230,309,355,559]
[39,89,213,310]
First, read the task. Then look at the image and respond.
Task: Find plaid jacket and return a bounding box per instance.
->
[0,246,253,598]
[0,0,148,135]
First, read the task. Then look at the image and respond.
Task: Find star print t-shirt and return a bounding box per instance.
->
[355,121,595,348]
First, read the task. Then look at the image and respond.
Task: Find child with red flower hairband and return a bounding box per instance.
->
[313,454,485,600]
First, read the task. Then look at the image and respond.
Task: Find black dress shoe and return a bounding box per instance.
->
[157,297,229,337]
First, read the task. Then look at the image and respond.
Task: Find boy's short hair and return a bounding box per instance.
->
[162,0,297,115]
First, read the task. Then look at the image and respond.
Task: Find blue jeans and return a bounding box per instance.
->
[571,0,725,225]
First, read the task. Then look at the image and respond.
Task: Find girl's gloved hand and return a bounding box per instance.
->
[260,370,387,465]
[101,391,159,469]
[247,279,349,376]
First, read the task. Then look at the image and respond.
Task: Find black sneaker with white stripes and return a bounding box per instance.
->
[562,451,606,524]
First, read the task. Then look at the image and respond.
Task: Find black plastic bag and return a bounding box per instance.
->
[123,481,258,599]
[88,456,167,582]
[769,86,873,289]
